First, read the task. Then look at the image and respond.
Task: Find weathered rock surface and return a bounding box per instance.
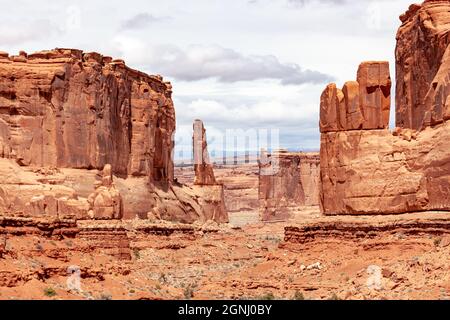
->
[320,0,450,216]
[259,150,320,221]
[396,0,450,130]
[175,162,260,216]
[145,120,228,224]
[1,209,448,300]
[320,61,391,133]
[0,158,89,219]
[87,164,123,220]
[320,121,450,215]
[193,120,217,186]
[0,49,229,224]
[216,164,259,214]
[0,48,174,181]
[285,212,450,244]
[77,221,131,260]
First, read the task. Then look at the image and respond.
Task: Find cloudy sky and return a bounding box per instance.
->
[0,0,413,158]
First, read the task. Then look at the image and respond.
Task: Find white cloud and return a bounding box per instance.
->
[173,84,322,158]
[120,13,170,30]
[0,19,61,46]
[113,40,333,85]
[175,98,318,127]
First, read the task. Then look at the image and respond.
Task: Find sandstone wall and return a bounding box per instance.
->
[319,0,450,215]
[396,0,450,130]
[320,124,450,215]
[0,48,174,182]
[0,49,227,224]
[259,150,320,221]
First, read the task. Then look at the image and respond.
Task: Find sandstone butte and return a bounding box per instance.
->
[259,149,320,221]
[0,48,228,224]
[319,0,450,215]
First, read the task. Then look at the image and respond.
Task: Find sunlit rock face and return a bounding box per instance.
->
[0,48,228,224]
[0,48,175,181]
[319,1,450,216]
[259,150,320,221]
[396,0,450,130]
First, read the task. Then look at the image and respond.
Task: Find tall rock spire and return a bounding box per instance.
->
[193,119,217,186]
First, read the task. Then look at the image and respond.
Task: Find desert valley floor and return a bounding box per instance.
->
[1,204,449,300]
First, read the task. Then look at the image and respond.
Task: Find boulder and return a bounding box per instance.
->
[88,164,123,220]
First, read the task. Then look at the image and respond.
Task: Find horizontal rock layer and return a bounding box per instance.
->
[285,213,450,244]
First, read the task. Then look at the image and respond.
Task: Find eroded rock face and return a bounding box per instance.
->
[190,120,228,223]
[0,48,174,181]
[0,49,226,224]
[0,158,89,219]
[145,120,228,224]
[259,150,320,221]
[319,1,450,215]
[175,163,260,215]
[88,164,123,220]
[193,120,217,186]
[320,62,391,133]
[396,0,450,130]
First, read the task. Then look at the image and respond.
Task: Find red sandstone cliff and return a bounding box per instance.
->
[319,0,450,215]
[0,48,227,224]
[0,48,174,181]
[396,0,450,130]
[259,150,320,221]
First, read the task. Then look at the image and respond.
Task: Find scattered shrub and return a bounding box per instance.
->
[133,248,140,259]
[260,292,275,300]
[328,293,341,300]
[44,287,56,297]
[99,292,112,300]
[434,237,442,247]
[184,285,195,299]
[293,291,305,300]
[159,273,167,284]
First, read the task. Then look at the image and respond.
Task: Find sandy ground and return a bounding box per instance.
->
[0,208,448,300]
